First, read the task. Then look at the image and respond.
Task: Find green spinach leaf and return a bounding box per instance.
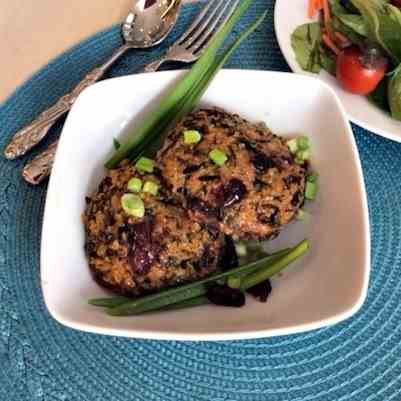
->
[337,14,368,36]
[379,5,401,63]
[331,15,366,46]
[329,0,348,16]
[320,46,336,75]
[368,77,390,112]
[350,0,385,42]
[291,23,322,73]
[351,0,401,63]
[388,65,401,120]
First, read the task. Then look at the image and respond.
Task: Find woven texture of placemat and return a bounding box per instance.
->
[1,1,401,400]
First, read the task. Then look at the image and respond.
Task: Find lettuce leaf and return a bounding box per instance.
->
[291,23,322,73]
[368,77,390,113]
[337,14,368,36]
[388,66,401,120]
[351,0,401,63]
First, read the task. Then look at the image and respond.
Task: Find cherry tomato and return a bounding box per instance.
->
[336,46,387,95]
[391,0,401,7]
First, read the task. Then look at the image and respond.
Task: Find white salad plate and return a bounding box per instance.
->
[41,69,370,341]
[274,0,401,143]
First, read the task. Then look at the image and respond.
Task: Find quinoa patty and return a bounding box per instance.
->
[83,161,223,297]
[156,108,306,240]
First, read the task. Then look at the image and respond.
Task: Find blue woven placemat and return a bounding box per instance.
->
[1,1,401,400]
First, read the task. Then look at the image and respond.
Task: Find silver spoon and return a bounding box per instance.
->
[4,0,181,160]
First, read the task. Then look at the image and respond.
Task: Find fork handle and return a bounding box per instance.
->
[141,58,167,73]
[22,140,58,185]
[4,44,131,160]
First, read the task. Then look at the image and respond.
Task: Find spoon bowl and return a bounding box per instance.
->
[123,0,182,48]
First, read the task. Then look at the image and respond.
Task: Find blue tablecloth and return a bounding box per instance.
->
[1,1,401,400]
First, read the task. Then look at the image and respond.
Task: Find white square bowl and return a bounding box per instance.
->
[41,70,370,340]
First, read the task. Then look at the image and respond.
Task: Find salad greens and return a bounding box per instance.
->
[291,0,401,121]
[389,65,401,119]
[337,14,368,36]
[291,23,323,73]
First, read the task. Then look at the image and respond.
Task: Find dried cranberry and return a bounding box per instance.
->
[127,218,160,274]
[246,279,272,303]
[206,285,245,307]
[218,235,239,270]
[215,179,247,208]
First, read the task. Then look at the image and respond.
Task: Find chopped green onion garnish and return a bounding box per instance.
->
[295,157,304,165]
[235,242,248,257]
[307,171,319,183]
[297,149,311,161]
[297,136,310,150]
[143,181,159,196]
[135,157,154,173]
[121,194,145,218]
[305,181,318,200]
[227,276,241,289]
[296,209,309,221]
[209,148,228,166]
[183,130,202,144]
[127,177,142,193]
[287,139,298,154]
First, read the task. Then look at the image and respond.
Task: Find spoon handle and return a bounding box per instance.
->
[4,44,130,160]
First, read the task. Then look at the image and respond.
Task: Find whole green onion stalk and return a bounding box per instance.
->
[105,0,265,168]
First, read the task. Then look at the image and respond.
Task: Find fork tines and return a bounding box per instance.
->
[178,0,240,56]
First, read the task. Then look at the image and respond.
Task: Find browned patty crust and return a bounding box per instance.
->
[83,161,222,297]
[156,108,306,240]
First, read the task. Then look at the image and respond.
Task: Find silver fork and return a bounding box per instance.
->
[22,0,240,185]
[143,0,240,72]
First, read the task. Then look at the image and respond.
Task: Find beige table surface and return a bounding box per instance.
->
[0,0,193,103]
